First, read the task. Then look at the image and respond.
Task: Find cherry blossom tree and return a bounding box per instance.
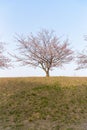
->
[0,42,10,68]
[76,35,87,70]
[13,29,74,77]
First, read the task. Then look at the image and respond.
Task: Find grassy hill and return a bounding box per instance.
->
[0,77,87,130]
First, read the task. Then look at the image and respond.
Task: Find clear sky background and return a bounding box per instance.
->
[0,0,87,77]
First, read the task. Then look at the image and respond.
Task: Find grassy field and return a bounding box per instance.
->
[0,77,87,130]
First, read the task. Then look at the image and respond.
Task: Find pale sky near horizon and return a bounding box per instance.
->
[0,0,87,77]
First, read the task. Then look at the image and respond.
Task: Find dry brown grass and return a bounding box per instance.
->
[0,77,87,130]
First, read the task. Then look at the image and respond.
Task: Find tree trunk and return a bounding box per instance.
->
[46,70,50,77]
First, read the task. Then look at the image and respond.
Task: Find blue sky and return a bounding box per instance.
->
[0,0,87,77]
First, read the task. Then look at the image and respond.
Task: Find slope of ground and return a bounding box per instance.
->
[0,77,87,130]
